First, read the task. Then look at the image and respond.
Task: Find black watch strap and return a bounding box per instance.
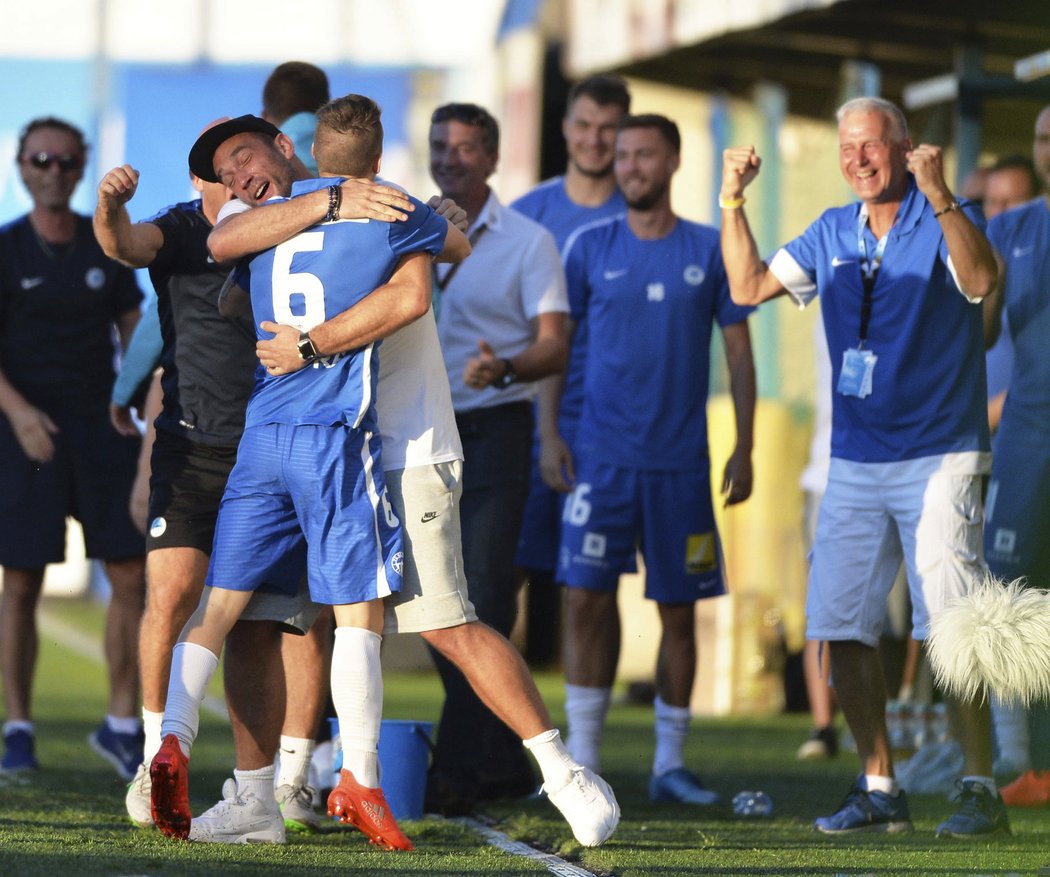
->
[495,358,518,389]
[297,331,321,362]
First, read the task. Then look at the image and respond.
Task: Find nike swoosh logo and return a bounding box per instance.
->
[421,511,440,523]
[20,277,44,289]
[831,257,855,267]
[603,269,628,280]
[1013,246,1034,258]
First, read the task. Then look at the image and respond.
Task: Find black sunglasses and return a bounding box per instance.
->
[24,152,82,172]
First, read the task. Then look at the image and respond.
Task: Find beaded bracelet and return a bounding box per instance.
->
[324,184,342,222]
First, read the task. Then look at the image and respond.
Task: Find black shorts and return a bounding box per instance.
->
[147,430,238,553]
[0,411,144,567]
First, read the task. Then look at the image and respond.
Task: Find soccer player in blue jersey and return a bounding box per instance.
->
[554,114,756,804]
[0,117,147,780]
[149,107,460,848]
[984,106,1050,810]
[721,96,1008,838]
[511,75,630,667]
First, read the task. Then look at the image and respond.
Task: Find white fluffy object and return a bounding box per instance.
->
[927,575,1050,706]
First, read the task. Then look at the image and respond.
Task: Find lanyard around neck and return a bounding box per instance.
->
[855,208,892,346]
[433,222,488,293]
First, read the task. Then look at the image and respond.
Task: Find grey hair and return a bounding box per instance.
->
[836,97,909,143]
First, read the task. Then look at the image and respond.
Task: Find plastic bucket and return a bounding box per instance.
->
[328,718,433,820]
[377,720,433,820]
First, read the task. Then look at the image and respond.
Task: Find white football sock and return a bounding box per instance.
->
[142,708,164,762]
[160,641,219,757]
[863,774,899,795]
[564,683,611,772]
[331,626,382,788]
[277,735,316,789]
[235,763,277,803]
[106,714,142,735]
[523,728,576,792]
[652,696,691,777]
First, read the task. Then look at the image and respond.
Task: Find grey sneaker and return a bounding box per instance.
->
[125,762,153,827]
[189,778,286,844]
[276,782,320,833]
[935,779,1011,838]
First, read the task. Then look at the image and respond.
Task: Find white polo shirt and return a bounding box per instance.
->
[435,190,568,413]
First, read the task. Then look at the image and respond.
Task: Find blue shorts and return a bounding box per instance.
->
[558,459,724,603]
[513,432,565,573]
[206,423,402,605]
[985,426,1050,587]
[0,411,143,567]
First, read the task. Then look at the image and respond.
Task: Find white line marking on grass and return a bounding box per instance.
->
[457,817,596,877]
[39,608,228,719]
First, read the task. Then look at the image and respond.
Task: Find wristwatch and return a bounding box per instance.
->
[495,358,518,389]
[297,331,321,362]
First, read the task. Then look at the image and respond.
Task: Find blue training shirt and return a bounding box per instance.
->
[512,177,626,428]
[773,176,990,464]
[565,215,752,470]
[243,178,448,431]
[987,197,1050,436]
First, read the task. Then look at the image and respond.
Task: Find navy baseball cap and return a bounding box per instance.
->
[188,114,281,183]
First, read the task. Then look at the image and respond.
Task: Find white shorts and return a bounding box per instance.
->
[807,461,986,647]
[241,577,322,636]
[383,461,477,634]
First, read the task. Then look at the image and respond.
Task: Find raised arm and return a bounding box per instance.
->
[94,165,165,268]
[256,251,432,375]
[719,146,788,306]
[208,178,414,263]
[720,319,756,506]
[907,145,998,300]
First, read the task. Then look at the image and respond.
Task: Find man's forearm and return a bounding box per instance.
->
[93,207,163,268]
[209,188,331,262]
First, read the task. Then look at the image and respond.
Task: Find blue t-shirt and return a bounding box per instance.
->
[565,216,752,470]
[243,178,448,431]
[511,178,626,428]
[777,176,990,463]
[987,198,1050,436]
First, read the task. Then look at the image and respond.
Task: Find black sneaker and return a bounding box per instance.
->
[935,779,1011,838]
[797,725,839,760]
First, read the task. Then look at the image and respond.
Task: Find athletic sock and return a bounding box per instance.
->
[564,683,611,772]
[652,696,691,777]
[142,708,164,762]
[863,774,900,796]
[3,720,33,736]
[523,728,576,791]
[106,714,142,735]
[277,735,316,789]
[160,641,219,758]
[330,626,382,788]
[235,763,277,803]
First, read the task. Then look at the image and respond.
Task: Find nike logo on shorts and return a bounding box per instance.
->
[20,277,44,289]
[603,268,628,280]
[421,511,440,523]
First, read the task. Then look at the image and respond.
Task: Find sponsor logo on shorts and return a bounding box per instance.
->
[993,528,1016,554]
[685,532,716,574]
[85,267,106,290]
[390,551,404,575]
[149,517,167,539]
[20,276,44,290]
[421,511,440,523]
[683,264,705,286]
[582,532,607,559]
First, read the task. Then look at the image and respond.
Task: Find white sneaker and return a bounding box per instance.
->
[125,762,153,827]
[276,782,320,832]
[544,766,620,847]
[188,778,286,844]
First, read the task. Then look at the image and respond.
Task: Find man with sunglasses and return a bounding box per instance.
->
[0,117,147,778]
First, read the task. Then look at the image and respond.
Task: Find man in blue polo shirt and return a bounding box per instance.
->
[721,96,1008,838]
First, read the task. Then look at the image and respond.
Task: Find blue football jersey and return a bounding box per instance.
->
[243,178,448,431]
[512,178,626,427]
[566,216,752,469]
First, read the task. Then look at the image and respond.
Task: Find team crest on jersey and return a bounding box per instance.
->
[85,267,106,290]
[993,528,1016,554]
[683,264,705,286]
[390,551,404,575]
[646,282,665,302]
[685,532,716,574]
[149,517,167,539]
